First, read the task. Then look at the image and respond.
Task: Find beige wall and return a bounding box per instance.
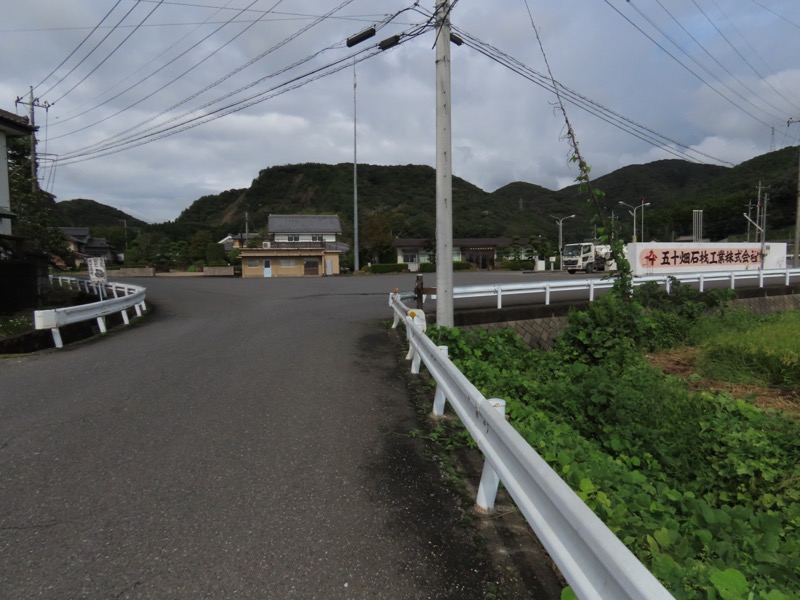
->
[241,252,341,278]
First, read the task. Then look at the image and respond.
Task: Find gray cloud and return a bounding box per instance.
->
[3,0,799,223]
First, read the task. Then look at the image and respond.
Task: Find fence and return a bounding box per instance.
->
[415,268,800,309]
[390,289,679,599]
[34,276,147,349]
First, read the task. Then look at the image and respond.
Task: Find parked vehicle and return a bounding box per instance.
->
[563,243,614,274]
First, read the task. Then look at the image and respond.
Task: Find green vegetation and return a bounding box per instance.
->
[426,284,799,599]
[697,311,800,388]
[47,147,800,273]
[0,314,32,337]
[369,263,408,274]
[4,137,71,264]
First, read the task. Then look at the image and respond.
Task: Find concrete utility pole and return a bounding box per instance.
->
[14,87,49,193]
[435,0,454,326]
[353,60,360,272]
[788,119,800,267]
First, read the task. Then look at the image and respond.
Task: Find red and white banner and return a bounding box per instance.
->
[629,242,786,276]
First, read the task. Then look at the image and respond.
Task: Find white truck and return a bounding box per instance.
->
[562,243,614,274]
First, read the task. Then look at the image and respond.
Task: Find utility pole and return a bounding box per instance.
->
[353,59,360,272]
[15,87,49,193]
[761,193,769,269]
[435,0,454,327]
[788,119,800,268]
[755,182,763,243]
[745,199,754,242]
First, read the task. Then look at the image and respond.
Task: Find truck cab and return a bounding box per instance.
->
[562,243,612,274]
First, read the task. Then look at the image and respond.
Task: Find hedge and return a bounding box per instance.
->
[369,263,408,274]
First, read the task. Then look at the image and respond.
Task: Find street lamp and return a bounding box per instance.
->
[619,200,650,242]
[551,214,575,270]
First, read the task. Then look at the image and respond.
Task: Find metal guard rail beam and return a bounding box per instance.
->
[431,268,800,308]
[389,292,674,599]
[34,276,147,348]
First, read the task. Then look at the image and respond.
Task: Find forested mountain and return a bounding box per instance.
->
[54,147,799,251]
[53,198,147,228]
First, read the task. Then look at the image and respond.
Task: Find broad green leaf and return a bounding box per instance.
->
[710,569,749,600]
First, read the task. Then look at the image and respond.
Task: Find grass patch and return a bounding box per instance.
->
[0,313,33,338]
[697,311,800,387]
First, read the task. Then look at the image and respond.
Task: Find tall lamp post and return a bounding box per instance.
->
[619,200,650,243]
[551,214,575,270]
[788,119,799,268]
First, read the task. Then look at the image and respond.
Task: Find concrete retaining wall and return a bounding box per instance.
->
[114,267,156,277]
[203,266,235,277]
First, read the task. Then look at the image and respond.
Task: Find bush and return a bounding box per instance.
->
[432,324,800,599]
[369,263,408,274]
[453,261,473,271]
[419,262,436,273]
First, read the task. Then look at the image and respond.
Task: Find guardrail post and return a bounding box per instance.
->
[51,328,64,349]
[759,270,765,288]
[432,346,449,416]
[730,271,736,289]
[405,310,426,374]
[698,273,705,292]
[665,277,672,294]
[96,316,107,334]
[496,286,502,309]
[121,309,130,325]
[390,291,401,328]
[475,398,507,513]
[414,274,424,310]
[589,279,595,302]
[544,283,551,305]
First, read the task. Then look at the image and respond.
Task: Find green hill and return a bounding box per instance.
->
[54,198,147,228]
[56,148,799,248]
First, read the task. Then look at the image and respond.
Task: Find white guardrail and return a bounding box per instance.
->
[34,276,147,349]
[432,268,800,309]
[390,291,677,599]
[390,267,798,597]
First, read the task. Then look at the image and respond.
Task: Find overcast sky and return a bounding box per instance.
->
[3,0,800,223]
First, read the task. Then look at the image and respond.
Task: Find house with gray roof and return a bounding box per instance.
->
[239,214,348,277]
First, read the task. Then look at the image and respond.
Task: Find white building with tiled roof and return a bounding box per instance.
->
[239,214,348,277]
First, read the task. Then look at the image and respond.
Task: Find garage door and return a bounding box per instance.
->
[303,259,319,276]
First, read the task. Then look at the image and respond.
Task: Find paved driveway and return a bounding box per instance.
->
[0,273,561,599]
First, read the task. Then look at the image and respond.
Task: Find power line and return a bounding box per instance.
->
[635,0,793,121]
[748,0,800,30]
[39,1,142,98]
[50,0,167,105]
[451,26,733,166]
[600,0,774,129]
[49,0,272,129]
[53,0,364,151]
[30,0,125,93]
[705,0,800,114]
[54,17,432,165]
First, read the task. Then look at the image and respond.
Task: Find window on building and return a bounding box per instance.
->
[247,259,261,268]
[280,258,296,267]
[403,253,417,263]
[311,235,323,242]
[287,235,300,242]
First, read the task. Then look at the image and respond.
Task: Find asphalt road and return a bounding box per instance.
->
[0,272,563,599]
